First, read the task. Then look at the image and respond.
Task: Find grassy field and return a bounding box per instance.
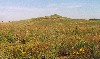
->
[0,16,100,59]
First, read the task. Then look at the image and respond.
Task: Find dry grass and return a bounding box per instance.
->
[0,18,100,59]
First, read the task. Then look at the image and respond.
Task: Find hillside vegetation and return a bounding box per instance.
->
[0,15,100,59]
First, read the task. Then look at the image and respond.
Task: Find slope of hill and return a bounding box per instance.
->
[0,15,100,59]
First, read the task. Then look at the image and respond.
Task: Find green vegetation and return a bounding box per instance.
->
[0,15,100,59]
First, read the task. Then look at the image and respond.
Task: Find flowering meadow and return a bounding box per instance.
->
[0,17,100,59]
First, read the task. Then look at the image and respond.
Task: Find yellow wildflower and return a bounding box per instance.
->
[73,51,79,55]
[79,48,85,52]
[76,51,80,55]
[17,48,26,54]
[73,51,76,54]
[22,51,26,54]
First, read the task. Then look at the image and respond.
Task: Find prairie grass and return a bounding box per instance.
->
[0,18,100,59]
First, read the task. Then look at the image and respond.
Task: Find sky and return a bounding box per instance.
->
[0,0,100,21]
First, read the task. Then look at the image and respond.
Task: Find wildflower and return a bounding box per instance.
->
[17,48,26,54]
[79,48,85,52]
[73,51,79,55]
[73,51,76,54]
[76,51,80,55]
[22,51,26,54]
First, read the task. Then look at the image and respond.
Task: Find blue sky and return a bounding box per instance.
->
[0,0,100,21]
